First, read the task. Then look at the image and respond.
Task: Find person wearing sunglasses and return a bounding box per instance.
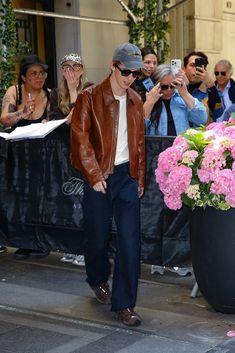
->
[214,59,235,120]
[0,54,50,260]
[49,53,93,124]
[131,46,158,101]
[49,53,93,267]
[144,64,207,136]
[0,54,50,128]
[71,42,145,327]
[145,64,207,278]
[183,51,223,122]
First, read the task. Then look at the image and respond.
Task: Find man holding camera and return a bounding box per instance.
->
[183,51,223,122]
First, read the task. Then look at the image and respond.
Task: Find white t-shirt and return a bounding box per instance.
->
[114,94,129,165]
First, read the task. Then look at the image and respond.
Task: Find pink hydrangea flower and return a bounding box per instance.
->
[157,146,183,173]
[197,168,212,183]
[201,148,226,171]
[232,161,235,174]
[164,195,182,210]
[226,186,235,207]
[155,122,235,210]
[210,169,234,195]
[182,150,198,166]
[173,136,190,152]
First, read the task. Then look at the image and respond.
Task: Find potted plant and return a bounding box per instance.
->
[155,122,235,313]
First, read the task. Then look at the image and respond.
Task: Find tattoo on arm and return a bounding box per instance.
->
[2,94,27,124]
[8,103,17,113]
[2,94,11,111]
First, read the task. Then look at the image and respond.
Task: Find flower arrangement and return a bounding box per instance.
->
[155,122,235,211]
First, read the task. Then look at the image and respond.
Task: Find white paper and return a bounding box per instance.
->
[0,118,67,141]
[0,132,10,139]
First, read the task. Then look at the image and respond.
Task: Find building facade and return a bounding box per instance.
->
[12,0,235,86]
[169,0,235,72]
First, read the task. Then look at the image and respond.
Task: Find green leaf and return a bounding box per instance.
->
[127,0,171,63]
[0,0,17,108]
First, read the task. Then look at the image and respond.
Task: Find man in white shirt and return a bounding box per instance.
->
[71,43,146,326]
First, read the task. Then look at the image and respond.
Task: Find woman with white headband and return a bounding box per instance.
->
[49,53,92,123]
[49,53,93,266]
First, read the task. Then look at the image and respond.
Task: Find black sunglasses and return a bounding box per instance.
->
[115,64,142,78]
[160,84,175,91]
[214,71,226,76]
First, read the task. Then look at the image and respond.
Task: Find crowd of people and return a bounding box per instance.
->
[0,42,234,327]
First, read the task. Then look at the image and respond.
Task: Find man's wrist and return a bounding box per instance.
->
[205,81,214,89]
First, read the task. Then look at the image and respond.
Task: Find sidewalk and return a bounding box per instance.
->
[0,249,234,353]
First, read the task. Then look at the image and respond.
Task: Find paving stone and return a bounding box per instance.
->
[0,251,235,353]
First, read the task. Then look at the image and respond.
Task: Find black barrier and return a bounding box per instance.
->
[0,125,190,265]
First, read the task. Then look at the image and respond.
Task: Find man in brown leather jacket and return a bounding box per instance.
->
[71,43,145,326]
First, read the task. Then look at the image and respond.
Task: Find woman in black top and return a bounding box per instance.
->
[0,54,50,259]
[0,54,50,128]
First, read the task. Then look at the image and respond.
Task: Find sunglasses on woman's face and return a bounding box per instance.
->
[62,64,82,72]
[160,84,175,91]
[214,71,226,76]
[115,64,142,78]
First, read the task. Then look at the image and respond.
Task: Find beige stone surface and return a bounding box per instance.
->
[169,0,235,75]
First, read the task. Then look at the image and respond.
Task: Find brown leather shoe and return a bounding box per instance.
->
[117,308,141,326]
[91,282,111,304]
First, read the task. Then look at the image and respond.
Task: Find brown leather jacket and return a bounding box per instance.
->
[70,76,145,188]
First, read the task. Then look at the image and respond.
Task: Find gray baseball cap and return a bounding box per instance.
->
[112,42,145,70]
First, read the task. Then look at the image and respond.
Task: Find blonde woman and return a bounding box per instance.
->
[49,53,92,123]
[49,53,92,266]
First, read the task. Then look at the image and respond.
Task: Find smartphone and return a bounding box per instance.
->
[142,77,154,92]
[171,59,182,74]
[195,57,205,69]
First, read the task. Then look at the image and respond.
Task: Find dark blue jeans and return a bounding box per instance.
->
[83,162,141,312]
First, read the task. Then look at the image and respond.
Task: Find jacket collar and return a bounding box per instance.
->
[101,76,136,106]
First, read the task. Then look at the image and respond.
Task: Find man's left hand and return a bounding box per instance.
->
[138,186,144,198]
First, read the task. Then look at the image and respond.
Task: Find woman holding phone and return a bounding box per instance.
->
[131,47,158,101]
[146,65,207,277]
[144,64,207,136]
